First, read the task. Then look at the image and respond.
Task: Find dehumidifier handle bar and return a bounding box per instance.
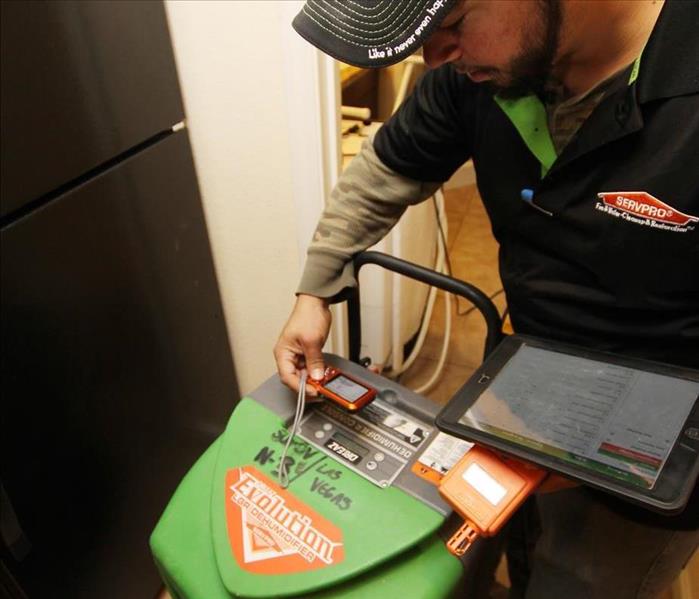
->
[347,251,504,364]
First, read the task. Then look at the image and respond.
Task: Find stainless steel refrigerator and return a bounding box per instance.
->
[1,2,239,596]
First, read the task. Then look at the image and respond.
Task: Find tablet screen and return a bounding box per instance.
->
[459,345,699,489]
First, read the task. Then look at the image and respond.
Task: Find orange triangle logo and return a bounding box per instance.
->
[224,466,345,574]
[246,523,282,553]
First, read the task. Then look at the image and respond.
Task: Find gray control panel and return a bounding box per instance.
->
[299,399,430,488]
[248,353,455,515]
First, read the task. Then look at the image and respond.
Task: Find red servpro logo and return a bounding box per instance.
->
[224,466,344,574]
[596,191,698,231]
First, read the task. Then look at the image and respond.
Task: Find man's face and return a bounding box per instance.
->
[423,0,562,96]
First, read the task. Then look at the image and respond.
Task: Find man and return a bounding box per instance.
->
[274,1,699,597]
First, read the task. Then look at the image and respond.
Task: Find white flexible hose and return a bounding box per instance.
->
[413,286,451,395]
[394,231,445,375]
[390,189,453,395]
[383,56,454,393]
[411,190,453,394]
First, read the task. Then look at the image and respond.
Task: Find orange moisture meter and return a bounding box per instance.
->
[307,367,377,412]
[439,445,546,557]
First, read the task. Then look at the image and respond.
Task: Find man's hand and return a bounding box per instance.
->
[274,294,332,396]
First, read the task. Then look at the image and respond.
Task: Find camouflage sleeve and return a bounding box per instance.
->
[296,135,441,302]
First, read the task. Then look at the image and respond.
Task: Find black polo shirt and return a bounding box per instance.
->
[375,0,698,369]
[374,0,699,528]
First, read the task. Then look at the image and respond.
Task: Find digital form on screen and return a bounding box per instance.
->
[324,375,368,403]
[459,345,699,489]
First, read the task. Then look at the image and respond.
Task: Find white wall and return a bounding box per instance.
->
[165,1,335,394]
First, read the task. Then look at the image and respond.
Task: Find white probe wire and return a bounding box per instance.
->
[279,371,307,488]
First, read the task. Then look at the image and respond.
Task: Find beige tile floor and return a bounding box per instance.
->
[398,184,507,406]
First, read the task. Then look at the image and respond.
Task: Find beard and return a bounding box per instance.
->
[485,0,562,99]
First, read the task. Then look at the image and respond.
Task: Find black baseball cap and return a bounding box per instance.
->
[292,0,459,69]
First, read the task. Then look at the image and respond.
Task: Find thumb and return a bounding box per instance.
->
[303,344,326,381]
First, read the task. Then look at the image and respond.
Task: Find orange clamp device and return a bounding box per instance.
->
[307,367,377,412]
[438,445,546,557]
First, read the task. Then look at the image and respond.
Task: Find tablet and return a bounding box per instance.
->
[435,335,699,514]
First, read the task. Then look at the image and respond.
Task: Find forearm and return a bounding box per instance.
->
[297,136,441,301]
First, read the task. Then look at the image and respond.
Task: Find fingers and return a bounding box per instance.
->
[273,331,324,397]
[302,341,326,382]
[273,343,299,390]
[274,295,332,395]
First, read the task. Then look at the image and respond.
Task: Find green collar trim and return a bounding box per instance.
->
[628,52,643,85]
[494,50,643,178]
[494,94,557,178]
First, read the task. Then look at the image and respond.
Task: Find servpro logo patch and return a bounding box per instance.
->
[224,466,344,574]
[596,191,698,233]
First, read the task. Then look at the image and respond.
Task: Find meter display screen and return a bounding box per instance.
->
[459,345,699,489]
[324,375,369,403]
